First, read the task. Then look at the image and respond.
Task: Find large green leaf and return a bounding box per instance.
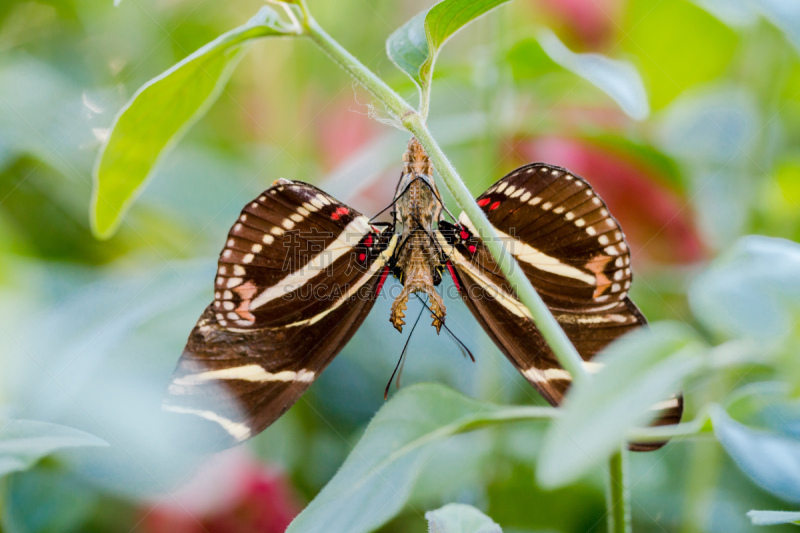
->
[536,322,707,488]
[90,7,296,239]
[0,419,107,478]
[426,503,502,533]
[286,383,554,533]
[536,28,650,120]
[747,510,800,526]
[386,0,512,91]
[712,405,800,503]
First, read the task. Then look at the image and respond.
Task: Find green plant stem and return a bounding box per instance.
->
[305,11,587,383]
[607,450,631,533]
[304,16,414,120]
[627,412,710,443]
[405,116,590,381]
[302,8,588,383]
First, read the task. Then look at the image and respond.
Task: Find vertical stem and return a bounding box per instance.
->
[303,16,414,120]
[301,8,588,383]
[403,114,588,383]
[299,3,624,528]
[607,449,632,533]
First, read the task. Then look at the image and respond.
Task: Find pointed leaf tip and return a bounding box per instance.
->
[90,6,295,239]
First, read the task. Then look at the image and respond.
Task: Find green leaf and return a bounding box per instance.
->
[286,383,554,533]
[90,7,296,239]
[689,235,800,344]
[536,322,707,489]
[747,510,800,526]
[426,503,502,533]
[712,405,800,503]
[0,419,107,478]
[386,0,512,91]
[535,28,649,120]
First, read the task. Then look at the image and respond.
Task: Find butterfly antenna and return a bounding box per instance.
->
[414,294,475,362]
[384,303,426,400]
[416,175,460,222]
[370,177,421,223]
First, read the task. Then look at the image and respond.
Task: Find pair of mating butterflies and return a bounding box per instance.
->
[164,139,682,451]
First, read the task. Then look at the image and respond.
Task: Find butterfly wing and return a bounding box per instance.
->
[164,180,396,450]
[438,163,681,450]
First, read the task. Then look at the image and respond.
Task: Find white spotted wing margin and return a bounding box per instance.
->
[437,163,683,451]
[164,180,397,451]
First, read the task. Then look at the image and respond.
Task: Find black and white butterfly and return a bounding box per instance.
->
[164,138,682,451]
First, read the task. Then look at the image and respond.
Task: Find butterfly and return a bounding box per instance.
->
[164,137,682,451]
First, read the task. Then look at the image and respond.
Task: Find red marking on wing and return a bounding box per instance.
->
[376,266,390,296]
[233,280,258,322]
[489,201,501,210]
[468,245,477,254]
[331,206,350,221]
[364,234,373,247]
[233,280,257,300]
[477,198,492,207]
[459,230,470,240]
[235,303,256,322]
[445,261,460,292]
[358,252,367,262]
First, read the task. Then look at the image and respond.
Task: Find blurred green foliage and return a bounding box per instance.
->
[1,0,800,532]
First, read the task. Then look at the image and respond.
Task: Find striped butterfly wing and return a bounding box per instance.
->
[165,180,396,449]
[439,163,682,450]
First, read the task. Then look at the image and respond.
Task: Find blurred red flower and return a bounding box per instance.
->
[139,449,302,533]
[537,0,623,46]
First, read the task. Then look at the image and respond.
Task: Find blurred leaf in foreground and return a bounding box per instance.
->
[426,503,502,533]
[537,322,707,489]
[286,383,554,533]
[712,405,800,504]
[747,510,800,526]
[91,6,296,239]
[0,419,107,478]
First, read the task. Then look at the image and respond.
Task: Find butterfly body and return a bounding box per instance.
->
[165,138,682,451]
[390,138,446,333]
